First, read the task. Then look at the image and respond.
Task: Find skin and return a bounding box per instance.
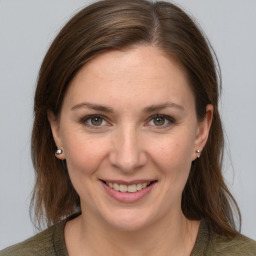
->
[48,45,213,256]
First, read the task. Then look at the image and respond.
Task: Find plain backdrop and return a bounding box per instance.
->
[0,0,256,250]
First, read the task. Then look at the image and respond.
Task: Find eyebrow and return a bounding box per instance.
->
[71,102,114,113]
[71,101,184,113]
[143,102,184,113]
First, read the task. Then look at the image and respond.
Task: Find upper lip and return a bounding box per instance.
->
[100,179,157,185]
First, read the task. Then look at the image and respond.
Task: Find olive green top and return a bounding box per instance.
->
[1,218,256,256]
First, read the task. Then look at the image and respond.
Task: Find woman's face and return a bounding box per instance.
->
[49,45,212,231]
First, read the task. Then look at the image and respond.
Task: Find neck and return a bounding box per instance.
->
[65,209,199,256]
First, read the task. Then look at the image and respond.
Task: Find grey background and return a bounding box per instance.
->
[0,0,255,250]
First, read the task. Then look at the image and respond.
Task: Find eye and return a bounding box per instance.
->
[152,116,165,126]
[147,114,175,128]
[81,114,108,128]
[90,116,103,126]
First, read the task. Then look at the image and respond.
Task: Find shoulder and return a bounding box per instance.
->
[0,222,66,256]
[209,232,256,255]
[193,219,256,256]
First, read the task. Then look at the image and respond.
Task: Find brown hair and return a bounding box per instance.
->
[31,0,241,236]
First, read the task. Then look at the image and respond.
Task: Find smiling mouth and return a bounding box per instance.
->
[101,180,157,193]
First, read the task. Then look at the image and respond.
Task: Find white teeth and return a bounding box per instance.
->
[106,181,152,193]
[113,183,119,190]
[142,183,147,188]
[136,184,142,190]
[119,184,128,192]
[128,184,137,192]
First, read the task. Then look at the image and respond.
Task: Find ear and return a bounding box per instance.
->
[47,111,65,160]
[193,104,213,160]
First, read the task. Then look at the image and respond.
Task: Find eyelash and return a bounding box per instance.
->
[147,114,176,129]
[80,114,107,129]
[80,114,176,129]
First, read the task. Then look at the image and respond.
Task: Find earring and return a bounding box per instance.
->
[55,149,63,155]
[196,149,201,158]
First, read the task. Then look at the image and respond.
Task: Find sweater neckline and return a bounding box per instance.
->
[190,219,210,255]
[53,216,208,256]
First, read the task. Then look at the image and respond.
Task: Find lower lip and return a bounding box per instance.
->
[101,181,156,203]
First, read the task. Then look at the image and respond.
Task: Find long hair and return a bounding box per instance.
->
[31,0,240,236]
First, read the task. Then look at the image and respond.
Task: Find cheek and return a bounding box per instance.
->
[62,130,109,176]
[62,132,110,205]
[146,131,195,193]
[147,132,194,169]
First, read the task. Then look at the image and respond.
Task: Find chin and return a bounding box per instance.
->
[102,207,158,232]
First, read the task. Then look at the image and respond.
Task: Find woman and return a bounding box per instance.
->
[1,0,256,255]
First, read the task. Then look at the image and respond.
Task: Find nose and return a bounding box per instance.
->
[109,125,147,172]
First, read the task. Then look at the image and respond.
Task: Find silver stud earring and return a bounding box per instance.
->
[55,149,63,155]
[196,149,201,158]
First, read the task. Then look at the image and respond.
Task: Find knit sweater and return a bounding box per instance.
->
[1,218,256,255]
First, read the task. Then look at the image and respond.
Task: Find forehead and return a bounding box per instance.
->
[63,45,195,112]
